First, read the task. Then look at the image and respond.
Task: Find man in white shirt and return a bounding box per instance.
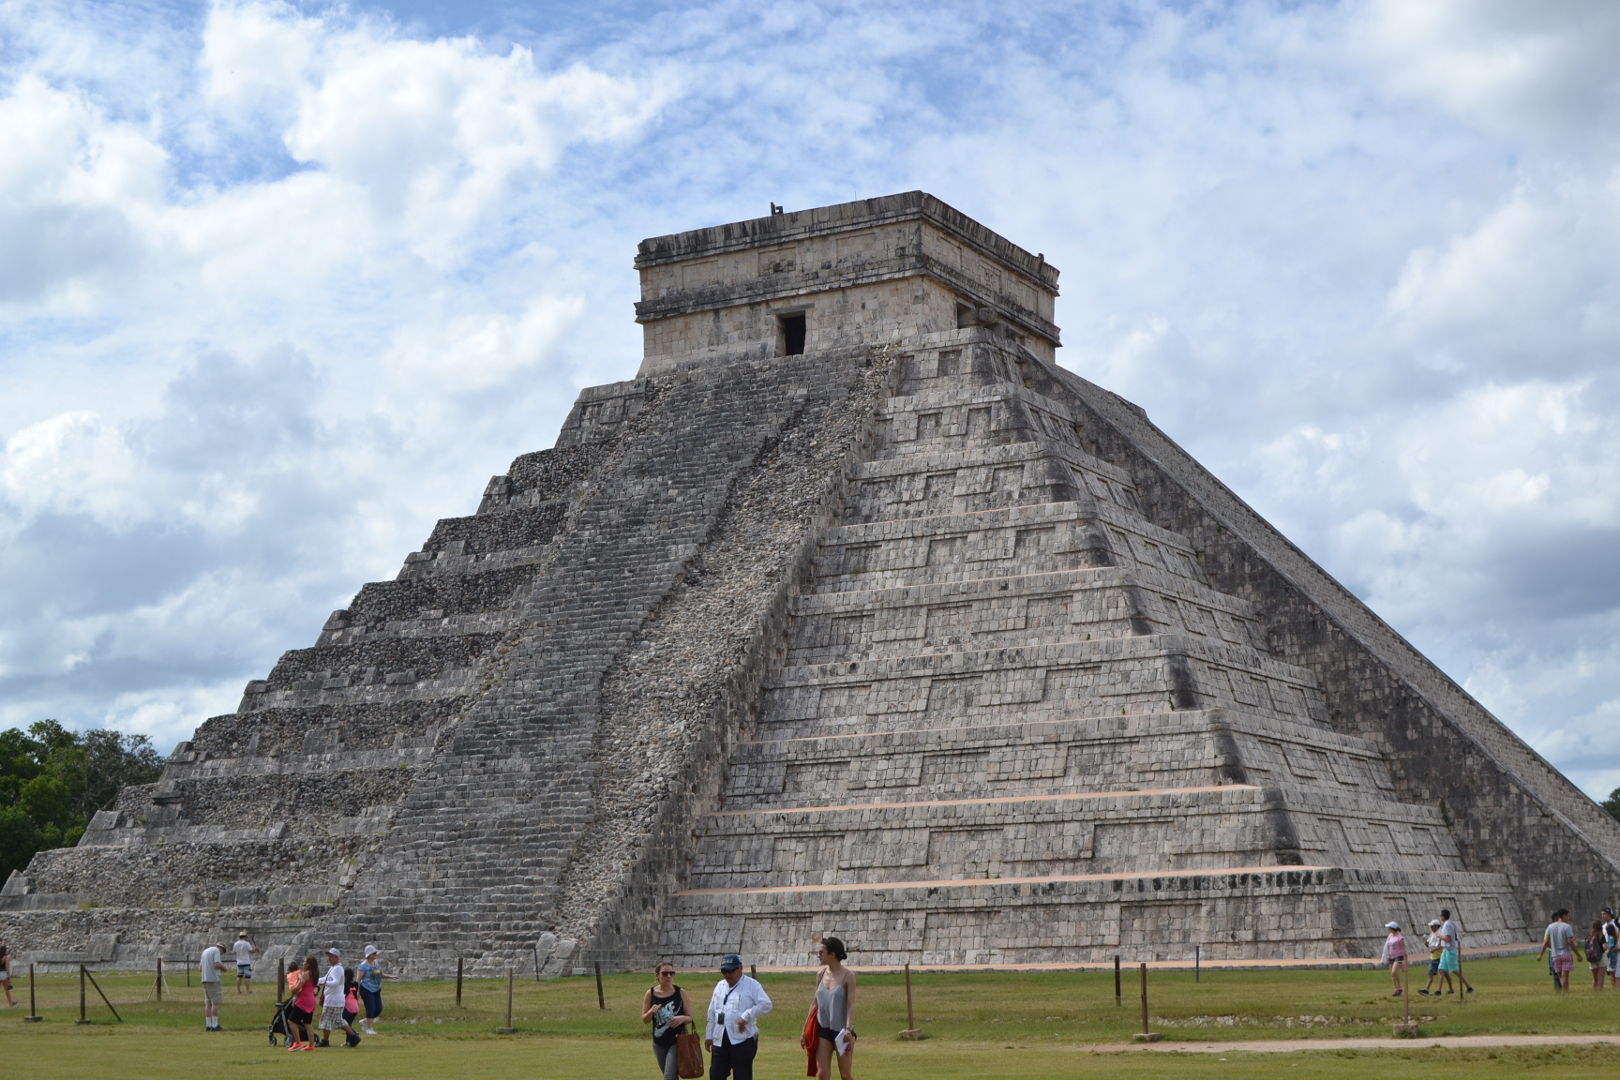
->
[317,947,362,1047]
[232,932,258,994]
[199,942,228,1031]
[705,954,771,1080]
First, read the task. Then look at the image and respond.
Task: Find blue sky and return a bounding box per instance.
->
[3,0,1619,797]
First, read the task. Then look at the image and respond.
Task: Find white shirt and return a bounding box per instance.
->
[1440,919,1460,951]
[233,940,255,964]
[706,975,772,1044]
[200,946,222,983]
[321,963,347,1008]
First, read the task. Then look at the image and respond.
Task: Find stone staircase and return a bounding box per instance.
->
[658,331,1526,967]
[1,350,889,975]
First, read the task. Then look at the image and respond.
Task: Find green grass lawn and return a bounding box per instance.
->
[3,956,1618,1078]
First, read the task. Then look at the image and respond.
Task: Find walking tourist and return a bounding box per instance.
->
[1380,922,1407,996]
[643,961,695,1080]
[1603,909,1619,989]
[705,953,771,1080]
[317,947,361,1047]
[356,944,398,1034]
[287,956,318,1050]
[200,940,228,1030]
[343,966,361,1030]
[1418,920,1448,995]
[0,943,14,1006]
[1438,908,1473,993]
[810,936,857,1080]
[233,931,258,994]
[1537,909,1578,991]
[1586,921,1607,990]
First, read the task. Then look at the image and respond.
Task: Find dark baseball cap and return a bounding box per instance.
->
[719,954,742,972]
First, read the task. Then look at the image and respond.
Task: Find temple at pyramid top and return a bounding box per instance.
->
[633,191,1061,373]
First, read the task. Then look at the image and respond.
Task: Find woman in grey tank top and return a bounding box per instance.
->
[812,936,857,1080]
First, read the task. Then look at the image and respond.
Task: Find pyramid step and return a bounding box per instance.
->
[693,783,1466,889]
[844,437,1138,525]
[810,501,1213,593]
[759,634,1326,741]
[785,564,1263,666]
[726,709,1393,809]
[659,865,1525,968]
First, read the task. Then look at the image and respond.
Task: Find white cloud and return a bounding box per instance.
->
[0,411,141,528]
[1354,0,1620,147]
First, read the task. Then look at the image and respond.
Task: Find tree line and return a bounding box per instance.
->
[0,721,165,881]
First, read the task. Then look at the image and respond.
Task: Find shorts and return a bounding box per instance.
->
[1553,954,1575,973]
[203,982,224,1005]
[287,1005,313,1025]
[237,964,252,978]
[1427,958,1441,976]
[1439,949,1459,973]
[359,986,383,1019]
[817,1024,840,1044]
[1608,951,1618,973]
[319,1005,346,1030]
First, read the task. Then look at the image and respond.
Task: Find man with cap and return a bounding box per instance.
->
[705,954,771,1080]
[199,941,229,1030]
[317,947,362,1047]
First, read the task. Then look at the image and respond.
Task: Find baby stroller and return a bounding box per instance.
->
[268,997,298,1046]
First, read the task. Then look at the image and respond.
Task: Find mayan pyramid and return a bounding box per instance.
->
[6,193,1619,974]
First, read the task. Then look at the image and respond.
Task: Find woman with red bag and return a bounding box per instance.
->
[810,937,856,1080]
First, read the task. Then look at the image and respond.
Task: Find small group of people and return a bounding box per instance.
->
[642,938,856,1080]
[198,936,396,1043]
[1380,908,1472,997]
[1536,907,1620,990]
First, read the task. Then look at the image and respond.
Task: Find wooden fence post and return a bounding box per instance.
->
[75,965,89,1024]
[899,962,919,1039]
[24,964,40,1022]
[497,967,515,1033]
[1132,963,1159,1042]
[456,957,463,1007]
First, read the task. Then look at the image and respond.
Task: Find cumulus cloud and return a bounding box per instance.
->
[3,0,1619,807]
[0,0,664,742]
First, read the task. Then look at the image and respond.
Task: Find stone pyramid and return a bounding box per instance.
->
[6,193,1618,974]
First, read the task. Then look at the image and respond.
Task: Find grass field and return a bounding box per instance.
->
[3,955,1618,1078]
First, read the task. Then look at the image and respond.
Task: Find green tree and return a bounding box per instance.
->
[1604,787,1620,823]
[0,721,166,881]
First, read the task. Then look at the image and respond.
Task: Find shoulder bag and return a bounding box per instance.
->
[676,1030,705,1079]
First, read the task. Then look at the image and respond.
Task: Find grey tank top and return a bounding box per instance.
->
[816,980,847,1030]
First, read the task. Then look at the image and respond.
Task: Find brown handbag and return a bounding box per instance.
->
[675,1031,705,1079]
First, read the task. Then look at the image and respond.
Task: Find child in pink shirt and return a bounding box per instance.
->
[1381,922,1408,996]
